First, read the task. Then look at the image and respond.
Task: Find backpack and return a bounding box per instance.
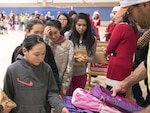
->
[71,88,122,113]
[62,96,93,113]
[90,84,144,113]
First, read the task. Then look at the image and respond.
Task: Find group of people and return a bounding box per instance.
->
[109,0,150,113]
[0,9,101,37]
[90,0,150,112]
[103,0,150,110]
[1,11,97,113]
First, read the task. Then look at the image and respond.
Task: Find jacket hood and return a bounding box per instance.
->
[16,55,41,69]
[56,35,65,43]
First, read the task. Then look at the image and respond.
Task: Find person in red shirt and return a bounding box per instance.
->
[105,13,139,96]
[105,6,121,41]
[105,21,116,41]
[91,10,101,40]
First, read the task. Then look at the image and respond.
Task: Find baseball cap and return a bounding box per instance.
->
[114,0,150,18]
[112,6,121,13]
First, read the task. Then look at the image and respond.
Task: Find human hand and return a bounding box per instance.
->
[111,83,127,96]
[44,26,51,36]
[75,55,88,63]
[1,99,11,113]
[61,107,70,113]
[79,55,88,63]
[104,32,109,37]
[60,89,67,99]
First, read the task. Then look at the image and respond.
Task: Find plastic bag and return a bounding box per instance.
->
[0,88,16,110]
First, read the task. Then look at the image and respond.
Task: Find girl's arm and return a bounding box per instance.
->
[61,41,74,96]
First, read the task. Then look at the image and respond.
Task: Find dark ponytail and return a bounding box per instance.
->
[123,14,138,33]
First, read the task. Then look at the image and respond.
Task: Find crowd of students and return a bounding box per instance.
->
[0,10,101,37]
[0,10,98,113]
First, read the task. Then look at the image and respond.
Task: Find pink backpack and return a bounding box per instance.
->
[62,96,93,113]
[90,84,144,113]
[72,88,122,113]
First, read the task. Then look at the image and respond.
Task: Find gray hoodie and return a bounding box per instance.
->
[3,55,64,113]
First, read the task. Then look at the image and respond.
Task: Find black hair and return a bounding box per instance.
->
[22,34,45,52]
[46,20,61,30]
[25,18,44,32]
[57,13,71,35]
[68,10,78,28]
[71,12,95,52]
[15,34,45,58]
[41,18,47,26]
[123,14,138,33]
[13,19,44,61]
[35,14,40,19]
[68,10,77,18]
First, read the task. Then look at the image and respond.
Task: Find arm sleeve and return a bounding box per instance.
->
[105,24,122,54]
[45,44,61,91]
[62,42,74,91]
[47,69,64,113]
[3,67,14,100]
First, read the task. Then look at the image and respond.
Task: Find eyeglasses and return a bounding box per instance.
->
[127,4,139,16]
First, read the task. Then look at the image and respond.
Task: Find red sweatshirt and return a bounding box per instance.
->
[105,23,139,87]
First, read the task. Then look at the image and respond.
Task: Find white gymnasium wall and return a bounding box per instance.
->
[37,0,53,2]
[0,0,37,3]
[0,0,119,3]
[53,0,119,3]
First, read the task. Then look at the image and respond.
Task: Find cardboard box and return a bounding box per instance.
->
[89,41,108,73]
[92,41,108,64]
[90,63,108,73]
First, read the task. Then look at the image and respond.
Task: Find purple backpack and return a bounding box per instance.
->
[62,96,94,113]
[90,84,144,113]
[71,88,122,113]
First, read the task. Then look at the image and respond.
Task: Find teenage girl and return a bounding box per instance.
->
[3,34,69,113]
[105,14,139,95]
[57,13,71,36]
[11,19,61,91]
[68,13,97,95]
[44,20,74,98]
